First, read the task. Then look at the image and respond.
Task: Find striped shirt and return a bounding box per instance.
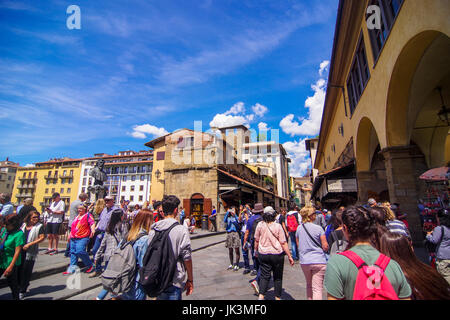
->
[386,219,410,238]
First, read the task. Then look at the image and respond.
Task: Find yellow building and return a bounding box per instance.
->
[314,0,450,244]
[12,158,83,219]
[146,135,167,203]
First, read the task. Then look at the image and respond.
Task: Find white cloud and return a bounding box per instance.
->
[210,102,269,129]
[283,138,311,177]
[224,102,245,116]
[252,103,268,118]
[280,61,328,137]
[131,124,169,139]
[319,60,330,77]
[258,122,270,131]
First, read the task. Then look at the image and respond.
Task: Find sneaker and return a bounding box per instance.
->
[227,265,234,270]
[49,250,58,256]
[63,271,74,276]
[44,249,54,255]
[243,269,251,275]
[19,293,25,300]
[250,280,259,295]
[233,265,239,272]
[85,266,94,273]
[89,271,101,278]
[250,270,257,276]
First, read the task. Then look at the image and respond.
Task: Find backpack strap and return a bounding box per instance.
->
[374,253,391,271]
[338,251,367,269]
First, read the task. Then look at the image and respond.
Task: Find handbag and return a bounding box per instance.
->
[302,223,323,249]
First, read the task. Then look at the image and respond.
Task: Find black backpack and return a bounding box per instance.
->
[138,222,179,298]
[248,215,263,245]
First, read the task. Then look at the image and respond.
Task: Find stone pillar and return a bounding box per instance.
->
[356,171,375,205]
[381,146,426,245]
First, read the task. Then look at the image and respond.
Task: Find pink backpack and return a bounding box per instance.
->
[339,251,399,300]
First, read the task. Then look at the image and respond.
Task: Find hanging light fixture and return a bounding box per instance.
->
[437,87,450,126]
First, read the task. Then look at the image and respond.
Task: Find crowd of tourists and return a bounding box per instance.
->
[0,192,193,300]
[1,189,449,301]
[223,199,450,300]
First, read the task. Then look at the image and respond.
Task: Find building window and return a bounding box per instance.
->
[82,187,85,193]
[131,186,135,192]
[130,196,134,202]
[123,176,127,182]
[131,176,136,182]
[122,186,126,192]
[45,188,49,194]
[139,195,143,202]
[367,0,404,62]
[347,34,370,115]
[67,188,71,194]
[140,185,144,191]
[140,175,145,181]
[60,188,64,194]
[52,188,55,194]
[157,152,165,161]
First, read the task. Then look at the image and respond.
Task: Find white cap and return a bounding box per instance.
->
[264,206,275,214]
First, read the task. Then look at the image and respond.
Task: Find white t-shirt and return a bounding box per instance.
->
[47,200,66,224]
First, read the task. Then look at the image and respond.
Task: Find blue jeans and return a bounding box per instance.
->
[289,232,299,260]
[92,232,105,272]
[250,244,261,283]
[68,238,93,273]
[241,234,250,270]
[157,285,182,300]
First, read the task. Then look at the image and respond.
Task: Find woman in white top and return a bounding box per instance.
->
[44,193,66,255]
[18,210,45,299]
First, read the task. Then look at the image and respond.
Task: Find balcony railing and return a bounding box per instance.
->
[16,193,33,198]
[44,175,58,179]
[59,174,74,179]
[17,185,36,190]
[18,177,38,182]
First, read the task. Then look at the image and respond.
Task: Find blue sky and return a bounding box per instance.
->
[0,0,338,176]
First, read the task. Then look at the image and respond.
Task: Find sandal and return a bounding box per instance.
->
[49,250,58,255]
[44,249,55,254]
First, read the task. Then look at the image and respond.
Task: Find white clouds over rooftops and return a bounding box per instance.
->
[131,124,169,139]
[209,102,269,129]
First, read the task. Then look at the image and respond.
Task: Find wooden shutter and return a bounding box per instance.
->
[183,199,190,217]
[204,198,212,229]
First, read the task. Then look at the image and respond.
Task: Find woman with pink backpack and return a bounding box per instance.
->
[324,206,412,300]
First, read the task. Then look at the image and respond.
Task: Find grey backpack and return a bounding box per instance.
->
[101,233,145,295]
[329,230,348,255]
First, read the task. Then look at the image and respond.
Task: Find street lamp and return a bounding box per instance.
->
[437,87,450,126]
[155,169,161,180]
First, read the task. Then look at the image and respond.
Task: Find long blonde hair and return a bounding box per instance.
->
[94,199,106,215]
[127,209,154,242]
[381,202,396,221]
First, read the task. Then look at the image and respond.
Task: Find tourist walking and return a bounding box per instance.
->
[67,193,89,258]
[314,208,327,230]
[0,215,25,300]
[380,231,450,299]
[0,193,14,217]
[64,204,95,275]
[120,209,154,300]
[92,208,128,299]
[243,203,264,294]
[91,196,119,274]
[324,206,412,300]
[18,211,45,299]
[44,193,65,255]
[153,201,163,223]
[286,204,301,262]
[296,207,329,300]
[142,195,193,300]
[224,207,241,271]
[327,209,348,255]
[254,206,294,300]
[239,205,251,274]
[209,206,217,232]
[426,208,450,284]
[382,202,410,240]
[16,198,36,225]
[276,208,289,244]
